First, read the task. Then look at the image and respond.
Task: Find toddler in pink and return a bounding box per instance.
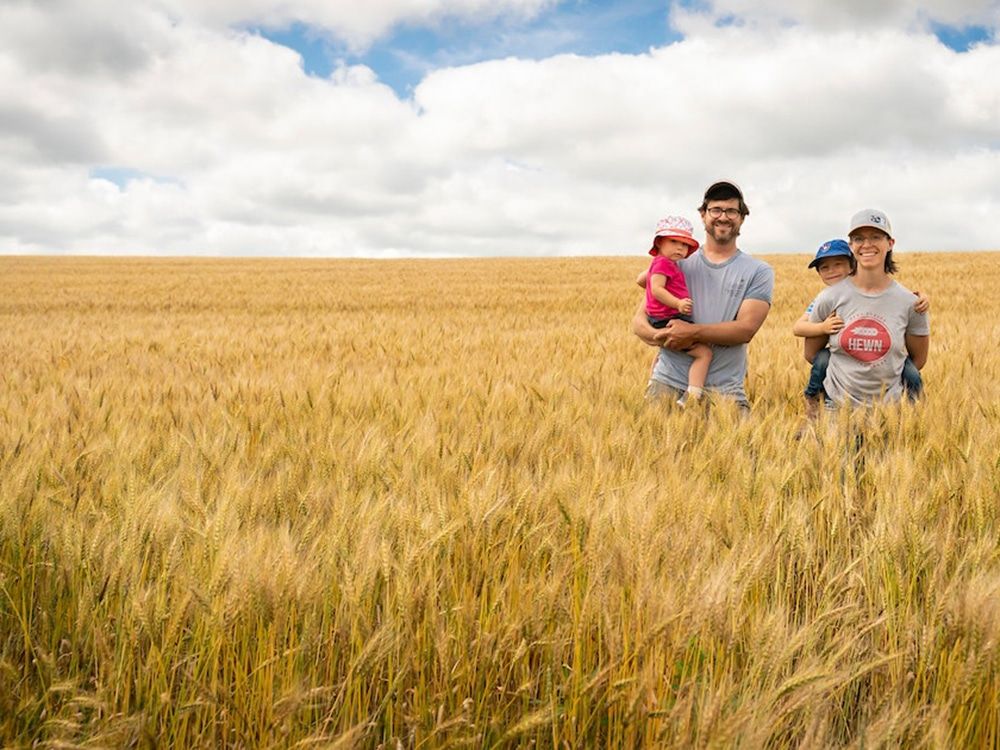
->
[643,216,713,404]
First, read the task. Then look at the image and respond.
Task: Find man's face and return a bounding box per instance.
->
[816,257,852,285]
[701,198,744,243]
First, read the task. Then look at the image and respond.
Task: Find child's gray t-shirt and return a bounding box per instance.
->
[809,279,929,404]
[650,250,773,401]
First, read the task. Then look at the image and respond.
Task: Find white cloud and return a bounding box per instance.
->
[0,1,172,78]
[0,2,999,257]
[160,0,558,50]
[671,0,1000,35]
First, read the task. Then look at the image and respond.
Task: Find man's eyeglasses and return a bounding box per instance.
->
[705,207,742,219]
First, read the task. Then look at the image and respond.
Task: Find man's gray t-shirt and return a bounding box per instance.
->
[809,279,930,404]
[650,250,774,401]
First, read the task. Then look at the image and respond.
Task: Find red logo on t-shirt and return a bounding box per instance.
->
[839,317,891,363]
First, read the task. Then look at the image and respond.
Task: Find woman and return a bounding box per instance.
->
[803,209,929,406]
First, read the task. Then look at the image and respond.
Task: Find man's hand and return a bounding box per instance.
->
[660,319,699,350]
[820,311,844,334]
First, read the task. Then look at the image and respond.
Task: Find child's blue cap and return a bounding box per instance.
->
[808,239,852,269]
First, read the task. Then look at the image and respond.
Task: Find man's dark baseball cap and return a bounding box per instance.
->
[703,180,745,202]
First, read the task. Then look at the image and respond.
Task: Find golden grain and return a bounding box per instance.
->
[1,253,998,748]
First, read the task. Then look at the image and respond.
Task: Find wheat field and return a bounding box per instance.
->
[1,253,998,748]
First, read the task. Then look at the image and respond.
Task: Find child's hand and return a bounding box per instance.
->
[821,311,844,334]
[678,298,693,315]
[913,290,930,313]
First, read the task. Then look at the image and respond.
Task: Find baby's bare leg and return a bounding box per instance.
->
[686,344,713,392]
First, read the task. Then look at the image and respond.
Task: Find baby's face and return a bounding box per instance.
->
[816,257,852,285]
[657,238,691,261]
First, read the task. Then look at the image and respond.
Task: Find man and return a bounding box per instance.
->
[633,180,774,409]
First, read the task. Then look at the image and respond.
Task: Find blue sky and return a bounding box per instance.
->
[930,21,992,51]
[4,0,1000,256]
[253,1,993,98]
[254,1,683,97]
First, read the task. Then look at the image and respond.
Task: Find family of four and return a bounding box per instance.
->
[632,180,931,413]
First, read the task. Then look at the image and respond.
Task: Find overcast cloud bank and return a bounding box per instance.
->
[1,0,998,257]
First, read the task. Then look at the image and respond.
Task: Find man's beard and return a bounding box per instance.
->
[707,221,740,243]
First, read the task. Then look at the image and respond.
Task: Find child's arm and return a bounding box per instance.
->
[803,293,835,363]
[913,290,929,314]
[792,310,844,338]
[636,270,648,289]
[649,274,693,315]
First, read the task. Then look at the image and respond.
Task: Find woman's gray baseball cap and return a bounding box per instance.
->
[848,209,893,239]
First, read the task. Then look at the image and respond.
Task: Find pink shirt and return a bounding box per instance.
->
[645,255,691,320]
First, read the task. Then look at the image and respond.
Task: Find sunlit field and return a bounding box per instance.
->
[2,253,998,748]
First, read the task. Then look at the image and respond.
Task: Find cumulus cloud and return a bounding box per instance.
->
[0,0,171,78]
[0,103,107,164]
[0,1,998,256]
[671,0,1000,34]
[160,0,558,50]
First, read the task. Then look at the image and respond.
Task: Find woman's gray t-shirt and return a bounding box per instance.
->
[809,279,930,404]
[650,250,774,401]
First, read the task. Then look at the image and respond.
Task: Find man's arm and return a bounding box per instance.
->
[632,299,661,346]
[905,334,929,370]
[658,298,771,351]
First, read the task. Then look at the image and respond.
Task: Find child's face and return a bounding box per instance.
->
[816,257,852,285]
[656,237,691,261]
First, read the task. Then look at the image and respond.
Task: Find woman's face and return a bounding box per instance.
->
[849,229,894,271]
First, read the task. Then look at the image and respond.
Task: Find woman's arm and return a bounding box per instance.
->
[905,334,929,370]
[803,335,828,364]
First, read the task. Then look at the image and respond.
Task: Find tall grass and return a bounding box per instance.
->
[1,253,998,748]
